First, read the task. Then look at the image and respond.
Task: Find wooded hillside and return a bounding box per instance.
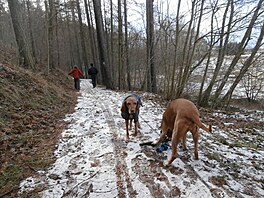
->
[0,44,77,197]
[1,0,264,106]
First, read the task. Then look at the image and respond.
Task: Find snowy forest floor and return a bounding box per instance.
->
[18,79,264,198]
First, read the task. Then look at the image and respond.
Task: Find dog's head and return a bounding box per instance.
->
[160,119,168,134]
[121,96,139,114]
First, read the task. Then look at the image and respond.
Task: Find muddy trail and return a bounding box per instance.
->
[20,80,264,198]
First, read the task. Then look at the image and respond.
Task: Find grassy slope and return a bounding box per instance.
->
[0,62,77,197]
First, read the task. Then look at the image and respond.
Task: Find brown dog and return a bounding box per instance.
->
[121,95,142,142]
[152,98,212,166]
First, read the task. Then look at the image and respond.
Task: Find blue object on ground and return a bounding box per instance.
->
[156,141,169,153]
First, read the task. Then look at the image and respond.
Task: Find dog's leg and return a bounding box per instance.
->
[164,132,179,166]
[182,133,187,151]
[138,121,141,129]
[128,119,132,130]
[191,126,199,160]
[152,130,167,146]
[134,121,138,136]
[165,122,188,166]
[125,119,130,142]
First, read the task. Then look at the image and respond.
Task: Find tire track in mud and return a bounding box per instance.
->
[97,91,215,198]
[97,94,172,197]
[100,101,209,197]
[132,149,182,197]
[84,86,133,197]
[86,85,227,197]
[100,103,137,198]
[97,93,172,197]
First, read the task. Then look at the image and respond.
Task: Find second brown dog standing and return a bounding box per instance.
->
[121,94,142,142]
[152,98,212,166]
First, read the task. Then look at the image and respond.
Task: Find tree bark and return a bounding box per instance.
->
[146,0,157,93]
[55,3,60,67]
[169,0,181,99]
[118,0,124,89]
[47,0,55,69]
[124,0,131,90]
[26,0,37,64]
[220,21,264,108]
[200,0,233,106]
[76,0,89,77]
[7,0,35,69]
[64,0,74,67]
[84,0,97,66]
[176,0,195,97]
[211,0,264,105]
[92,0,114,89]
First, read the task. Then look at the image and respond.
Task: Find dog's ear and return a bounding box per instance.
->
[121,102,126,112]
[136,102,140,111]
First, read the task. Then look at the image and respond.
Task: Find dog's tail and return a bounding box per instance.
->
[193,117,212,133]
[199,123,212,133]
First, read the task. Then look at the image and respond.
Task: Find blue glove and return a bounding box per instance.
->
[156,142,169,153]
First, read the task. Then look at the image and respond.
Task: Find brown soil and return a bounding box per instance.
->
[0,45,78,197]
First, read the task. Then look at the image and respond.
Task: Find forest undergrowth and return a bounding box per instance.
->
[0,45,77,197]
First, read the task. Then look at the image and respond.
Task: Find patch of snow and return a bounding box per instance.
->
[19,79,264,198]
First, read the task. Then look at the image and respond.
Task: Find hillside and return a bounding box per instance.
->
[0,47,77,197]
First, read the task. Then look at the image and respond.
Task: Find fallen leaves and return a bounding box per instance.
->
[0,63,77,197]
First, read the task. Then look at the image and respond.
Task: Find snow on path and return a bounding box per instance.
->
[20,79,263,198]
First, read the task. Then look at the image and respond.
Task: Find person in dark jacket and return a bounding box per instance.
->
[88,63,98,88]
[68,65,84,90]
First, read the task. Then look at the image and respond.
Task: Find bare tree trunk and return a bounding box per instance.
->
[70,1,82,66]
[84,0,95,65]
[200,0,233,106]
[185,0,205,79]
[7,0,35,69]
[48,0,55,69]
[124,0,131,90]
[92,0,114,89]
[176,0,195,97]
[211,0,264,105]
[84,0,99,69]
[110,0,116,87]
[44,0,49,71]
[55,1,60,67]
[168,0,181,99]
[197,13,222,105]
[197,50,211,104]
[26,0,37,64]
[118,0,124,89]
[76,0,88,77]
[220,22,264,107]
[146,0,157,93]
[65,0,74,66]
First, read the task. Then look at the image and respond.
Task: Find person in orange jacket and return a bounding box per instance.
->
[68,65,84,90]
